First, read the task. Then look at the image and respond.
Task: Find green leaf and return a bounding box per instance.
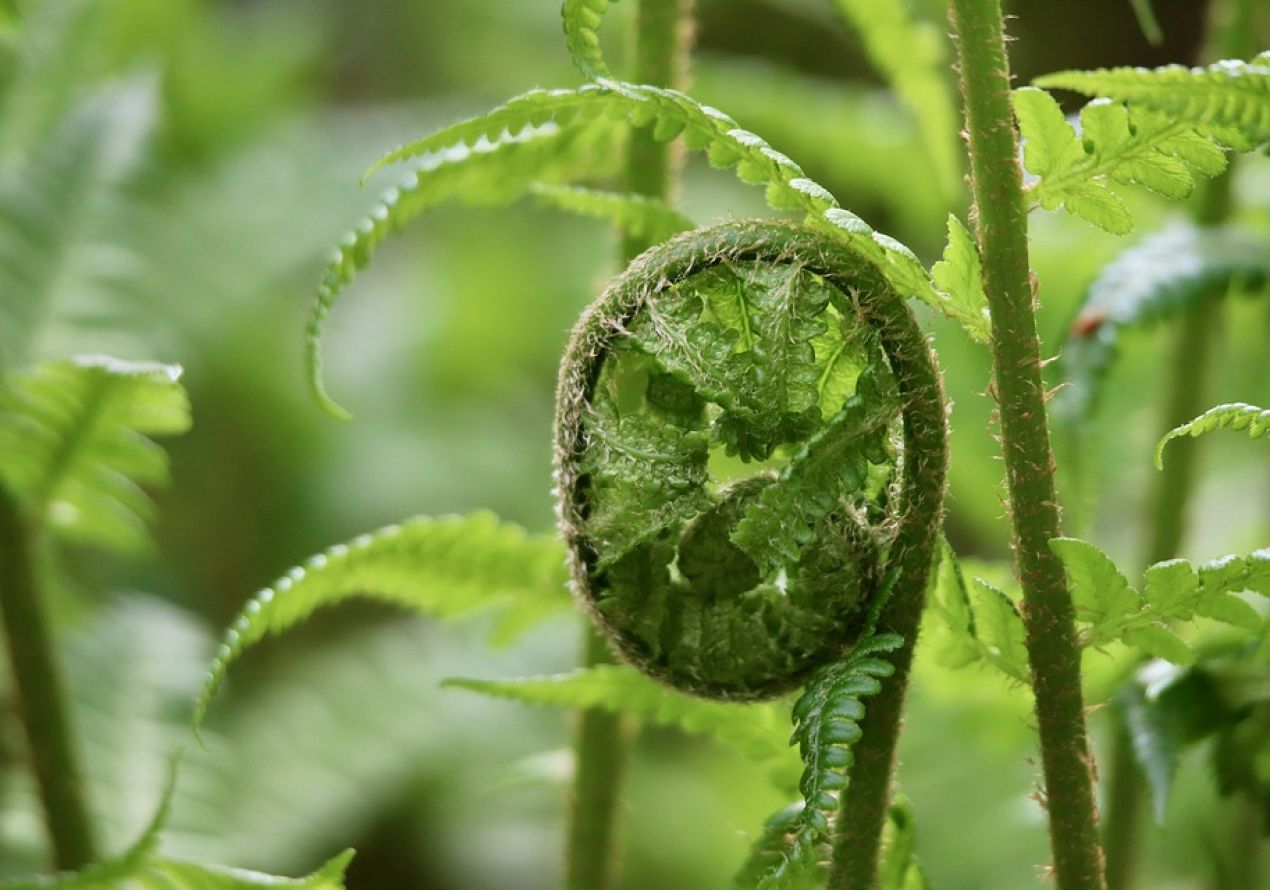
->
[733,802,825,890]
[1013,86,1234,233]
[195,512,570,728]
[878,798,930,890]
[528,182,692,242]
[1127,0,1164,45]
[0,356,189,552]
[562,0,617,80]
[929,214,991,342]
[1057,224,1270,428]
[971,577,1030,683]
[1156,402,1270,468]
[1035,56,1270,146]
[827,0,961,196]
[926,539,981,669]
[444,663,791,763]
[1050,537,1140,632]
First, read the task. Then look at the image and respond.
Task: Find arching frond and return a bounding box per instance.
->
[827,0,961,195]
[1156,402,1270,468]
[445,664,791,764]
[562,0,617,80]
[1056,222,1270,424]
[1035,54,1270,147]
[0,356,189,552]
[194,512,570,728]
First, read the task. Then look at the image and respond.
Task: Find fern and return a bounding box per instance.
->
[1055,222,1270,424]
[309,77,978,412]
[745,633,904,887]
[1013,87,1231,234]
[929,213,990,339]
[1156,402,1270,467]
[444,663,791,765]
[827,0,961,195]
[528,182,692,242]
[733,802,825,890]
[0,762,353,890]
[877,799,930,890]
[0,356,190,552]
[194,512,570,728]
[1035,54,1270,147]
[926,542,1030,683]
[1050,537,1268,663]
[562,0,617,80]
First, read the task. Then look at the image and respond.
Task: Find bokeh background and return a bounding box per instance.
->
[1,0,1268,887]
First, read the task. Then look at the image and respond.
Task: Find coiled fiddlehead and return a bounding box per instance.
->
[555,220,947,702]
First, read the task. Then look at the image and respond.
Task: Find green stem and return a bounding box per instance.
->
[565,3,693,887]
[1101,721,1144,890]
[0,485,97,870]
[947,2,1106,888]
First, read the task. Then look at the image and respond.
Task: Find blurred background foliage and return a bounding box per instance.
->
[0,0,1266,887]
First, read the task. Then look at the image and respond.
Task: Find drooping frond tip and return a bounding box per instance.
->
[193,512,568,733]
[562,0,617,80]
[1156,402,1270,469]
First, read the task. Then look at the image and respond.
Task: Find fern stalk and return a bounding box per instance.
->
[0,484,97,869]
[948,1,1106,888]
[566,3,693,889]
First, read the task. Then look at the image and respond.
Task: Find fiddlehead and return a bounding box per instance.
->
[554,219,947,702]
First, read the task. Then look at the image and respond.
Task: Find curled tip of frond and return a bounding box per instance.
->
[1155,401,1270,469]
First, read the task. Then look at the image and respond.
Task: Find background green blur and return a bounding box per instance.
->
[1,0,1268,887]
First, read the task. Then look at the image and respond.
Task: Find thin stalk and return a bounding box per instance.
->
[0,485,97,870]
[948,1,1106,887]
[565,3,693,888]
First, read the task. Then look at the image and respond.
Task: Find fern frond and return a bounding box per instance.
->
[1034,55,1270,146]
[1050,537,1269,663]
[528,182,692,241]
[734,802,826,890]
[878,798,930,890]
[309,120,620,417]
[1013,87,1231,233]
[752,633,904,881]
[194,512,569,728]
[828,0,961,195]
[1156,402,1270,467]
[929,214,990,340]
[0,356,189,552]
[926,542,1029,682]
[444,663,790,763]
[562,0,617,80]
[1056,223,1270,424]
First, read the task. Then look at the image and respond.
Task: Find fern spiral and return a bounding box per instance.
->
[554,220,947,701]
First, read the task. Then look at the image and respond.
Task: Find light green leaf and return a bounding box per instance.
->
[971,578,1030,683]
[1156,402,1270,468]
[444,663,790,764]
[195,512,570,728]
[1050,537,1140,631]
[1121,626,1194,664]
[929,214,990,342]
[0,356,189,552]
[562,0,617,80]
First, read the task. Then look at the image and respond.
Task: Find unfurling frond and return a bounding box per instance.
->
[529,182,692,241]
[445,664,790,764]
[1050,537,1268,664]
[1156,402,1270,468]
[1035,55,1270,147]
[743,634,903,888]
[0,356,189,552]
[1056,222,1270,424]
[195,512,569,728]
[1013,87,1230,234]
[562,0,618,80]
[828,0,961,195]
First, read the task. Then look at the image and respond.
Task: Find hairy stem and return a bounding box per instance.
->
[0,485,97,870]
[565,3,693,888]
[948,1,1105,887]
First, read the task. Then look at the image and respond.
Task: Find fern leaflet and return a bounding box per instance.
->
[444,663,791,764]
[1156,402,1270,467]
[194,512,570,728]
[734,802,825,889]
[828,0,961,195]
[927,542,1030,683]
[929,214,990,340]
[1050,537,1268,663]
[1034,54,1270,147]
[528,182,692,241]
[0,356,189,553]
[1013,87,1231,233]
[562,0,617,80]
[750,633,904,885]
[1056,222,1270,425]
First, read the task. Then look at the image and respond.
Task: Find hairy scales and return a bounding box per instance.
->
[555,220,946,700]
